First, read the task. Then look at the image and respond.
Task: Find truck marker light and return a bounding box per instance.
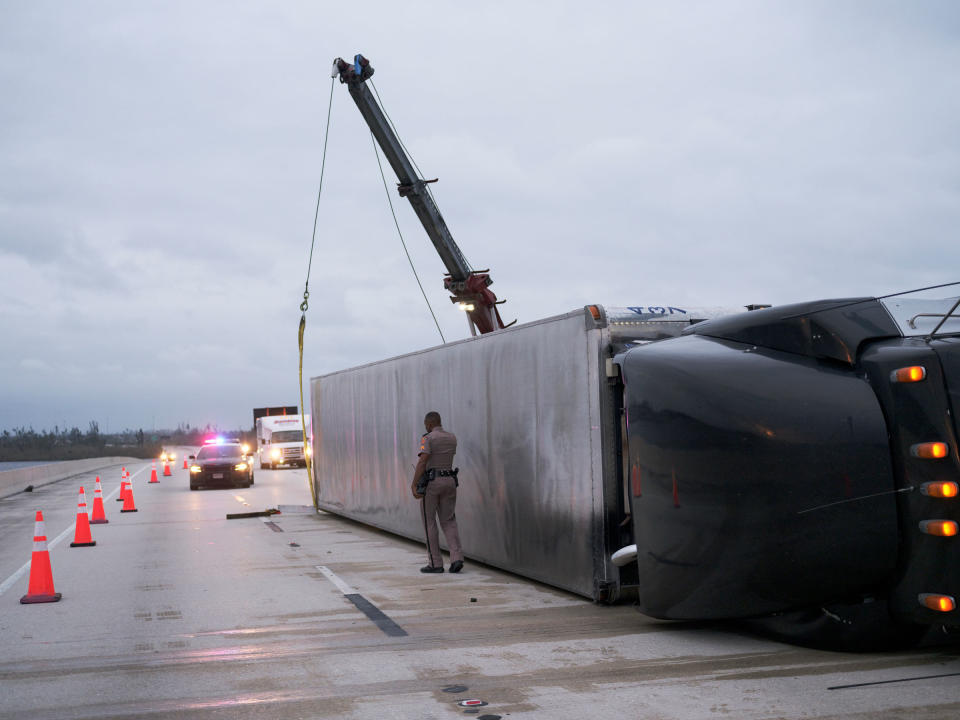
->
[919,520,958,536]
[921,481,959,498]
[911,442,949,459]
[588,305,602,321]
[890,366,926,383]
[919,593,956,612]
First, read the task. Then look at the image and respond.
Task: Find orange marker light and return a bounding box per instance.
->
[919,520,959,536]
[911,442,949,459]
[919,593,956,612]
[921,481,959,498]
[891,366,926,383]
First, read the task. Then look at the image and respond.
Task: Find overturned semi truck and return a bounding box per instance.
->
[310,286,960,646]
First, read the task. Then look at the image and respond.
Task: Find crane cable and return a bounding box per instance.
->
[300,74,448,507]
[369,132,446,344]
[298,76,335,509]
[370,81,451,251]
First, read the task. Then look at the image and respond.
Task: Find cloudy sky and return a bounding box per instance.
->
[1,1,958,432]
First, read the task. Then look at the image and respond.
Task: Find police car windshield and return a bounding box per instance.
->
[272,431,302,443]
[197,445,242,459]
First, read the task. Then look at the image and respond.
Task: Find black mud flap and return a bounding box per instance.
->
[742,598,928,651]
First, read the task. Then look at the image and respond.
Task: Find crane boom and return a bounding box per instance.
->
[333,54,510,336]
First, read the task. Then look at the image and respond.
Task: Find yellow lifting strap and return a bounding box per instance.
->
[298,311,318,509]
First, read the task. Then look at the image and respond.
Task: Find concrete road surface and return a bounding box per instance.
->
[0,452,958,719]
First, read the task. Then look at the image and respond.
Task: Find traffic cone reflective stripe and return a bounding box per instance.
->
[121,483,138,513]
[162,462,171,477]
[149,461,158,484]
[91,477,108,524]
[70,487,96,547]
[21,511,62,604]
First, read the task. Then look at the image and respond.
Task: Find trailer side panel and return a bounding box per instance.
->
[311,312,605,597]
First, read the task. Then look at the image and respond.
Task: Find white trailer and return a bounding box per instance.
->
[256,414,311,469]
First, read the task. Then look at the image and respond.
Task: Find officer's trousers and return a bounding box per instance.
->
[421,476,463,567]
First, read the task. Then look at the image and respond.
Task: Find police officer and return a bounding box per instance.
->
[411,411,464,573]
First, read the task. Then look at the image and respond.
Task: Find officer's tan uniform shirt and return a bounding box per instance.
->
[420,427,457,470]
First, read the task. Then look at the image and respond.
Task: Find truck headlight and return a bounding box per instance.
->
[271,448,281,459]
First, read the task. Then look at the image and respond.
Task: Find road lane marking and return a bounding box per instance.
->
[0,469,128,597]
[316,565,356,594]
[315,565,407,637]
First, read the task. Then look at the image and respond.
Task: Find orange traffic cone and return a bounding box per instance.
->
[70,487,96,547]
[91,477,108,524]
[162,461,171,477]
[149,461,158,484]
[121,483,138,513]
[117,469,128,501]
[183,457,188,470]
[20,511,62,604]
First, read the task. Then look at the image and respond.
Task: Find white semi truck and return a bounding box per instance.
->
[256,414,311,469]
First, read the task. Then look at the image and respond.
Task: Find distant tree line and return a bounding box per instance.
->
[0,422,253,462]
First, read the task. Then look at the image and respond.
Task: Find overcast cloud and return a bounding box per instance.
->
[1,1,959,432]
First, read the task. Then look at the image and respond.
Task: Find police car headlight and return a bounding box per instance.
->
[190,465,202,473]
[234,462,248,471]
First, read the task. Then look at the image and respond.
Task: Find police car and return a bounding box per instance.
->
[188,438,254,490]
